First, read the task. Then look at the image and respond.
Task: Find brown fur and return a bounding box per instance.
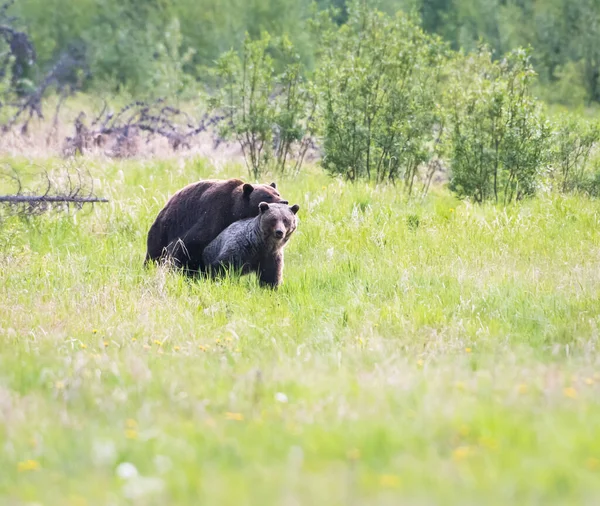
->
[145,178,288,273]
[202,202,300,288]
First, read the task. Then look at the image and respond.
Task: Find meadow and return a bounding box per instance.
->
[0,154,599,505]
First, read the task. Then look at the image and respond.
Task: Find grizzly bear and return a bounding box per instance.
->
[145,179,288,273]
[202,202,300,288]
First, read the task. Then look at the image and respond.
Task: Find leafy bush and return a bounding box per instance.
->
[583,168,600,197]
[550,115,600,194]
[315,2,448,191]
[446,47,551,204]
[212,32,316,178]
[147,18,196,102]
[536,61,588,108]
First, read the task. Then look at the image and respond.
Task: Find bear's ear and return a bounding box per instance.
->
[270,182,277,189]
[243,183,254,197]
[290,204,300,214]
[259,202,270,213]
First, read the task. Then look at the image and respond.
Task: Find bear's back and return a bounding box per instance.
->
[202,216,260,269]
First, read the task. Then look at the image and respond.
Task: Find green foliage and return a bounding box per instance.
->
[12,0,318,95]
[147,18,196,102]
[215,33,274,178]
[550,115,600,194]
[0,54,15,122]
[5,0,600,203]
[213,32,316,178]
[446,47,552,204]
[583,167,600,197]
[8,0,600,106]
[272,36,318,174]
[536,61,588,108]
[315,2,448,190]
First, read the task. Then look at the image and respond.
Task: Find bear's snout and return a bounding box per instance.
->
[275,229,285,239]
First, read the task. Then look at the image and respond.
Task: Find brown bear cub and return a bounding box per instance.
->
[145,179,288,273]
[202,202,300,288]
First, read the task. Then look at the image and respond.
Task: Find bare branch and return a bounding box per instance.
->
[0,194,108,203]
[63,99,227,158]
[0,165,108,216]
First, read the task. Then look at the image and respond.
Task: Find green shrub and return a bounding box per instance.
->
[446,47,551,204]
[212,32,316,178]
[550,115,600,195]
[584,168,600,197]
[315,2,448,191]
[147,18,196,102]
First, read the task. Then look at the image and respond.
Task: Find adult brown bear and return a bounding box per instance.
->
[145,179,288,274]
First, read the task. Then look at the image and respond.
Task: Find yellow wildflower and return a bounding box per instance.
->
[17,460,40,472]
[465,347,472,353]
[417,359,424,367]
[154,340,162,346]
[452,446,471,461]
[225,412,244,421]
[92,329,98,334]
[564,387,577,399]
[379,474,401,488]
[103,341,109,347]
[479,436,498,450]
[125,429,137,439]
[586,457,600,470]
[69,495,88,506]
[174,346,180,351]
[518,384,528,394]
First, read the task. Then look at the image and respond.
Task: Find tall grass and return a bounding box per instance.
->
[1,156,600,505]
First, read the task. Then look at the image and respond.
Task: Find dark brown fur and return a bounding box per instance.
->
[145,178,287,273]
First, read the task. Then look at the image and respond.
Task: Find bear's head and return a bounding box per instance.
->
[242,182,288,210]
[258,202,300,247]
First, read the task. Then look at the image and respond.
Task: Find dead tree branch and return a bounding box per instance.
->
[1,0,88,135]
[0,165,108,216]
[63,99,226,157]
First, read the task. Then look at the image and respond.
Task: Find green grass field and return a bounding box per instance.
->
[1,156,600,505]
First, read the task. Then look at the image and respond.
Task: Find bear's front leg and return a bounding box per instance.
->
[257,253,283,289]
